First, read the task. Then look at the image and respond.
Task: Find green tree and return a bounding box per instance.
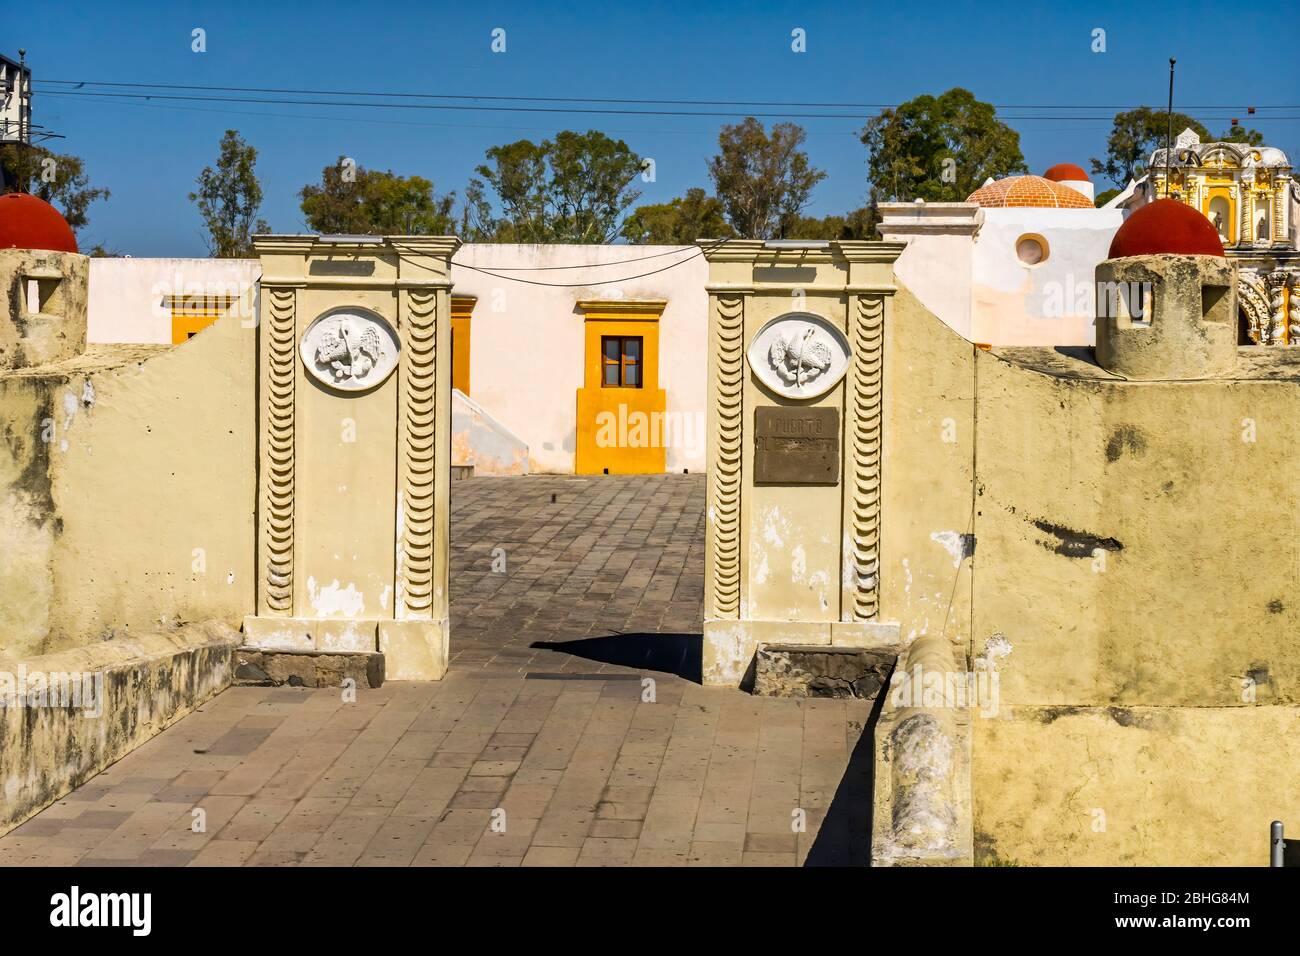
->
[1094,187,1121,208]
[300,159,456,235]
[785,206,878,241]
[1090,109,1209,187]
[0,144,110,234]
[1092,109,1269,187]
[620,187,734,243]
[189,130,268,258]
[1218,123,1265,146]
[465,130,644,243]
[860,88,1027,205]
[708,118,826,239]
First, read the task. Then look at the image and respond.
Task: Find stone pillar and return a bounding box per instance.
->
[698,239,904,687]
[1095,254,1237,380]
[0,249,88,370]
[244,235,460,680]
[1237,174,1253,248]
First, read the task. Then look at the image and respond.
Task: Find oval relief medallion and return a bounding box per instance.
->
[746,312,851,400]
[300,307,401,392]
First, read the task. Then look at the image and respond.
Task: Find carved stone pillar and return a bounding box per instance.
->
[1238,181,1252,248]
[698,239,904,687]
[244,235,460,680]
[1267,271,1289,345]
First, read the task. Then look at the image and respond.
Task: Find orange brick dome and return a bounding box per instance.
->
[965,175,1094,208]
[0,192,78,253]
[1107,198,1224,259]
[1043,162,1090,183]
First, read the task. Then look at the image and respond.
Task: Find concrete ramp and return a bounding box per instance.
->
[452,388,529,476]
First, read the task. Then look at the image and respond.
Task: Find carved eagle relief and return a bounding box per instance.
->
[315,320,386,383]
[769,327,833,386]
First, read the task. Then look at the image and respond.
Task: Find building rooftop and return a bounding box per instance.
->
[965,175,1095,209]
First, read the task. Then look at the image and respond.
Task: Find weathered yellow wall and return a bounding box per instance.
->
[879,287,976,650]
[0,310,255,657]
[0,622,241,836]
[973,353,1300,707]
[0,378,58,655]
[879,285,1300,865]
[973,706,1300,866]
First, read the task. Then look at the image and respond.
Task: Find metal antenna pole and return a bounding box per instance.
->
[1165,58,1176,199]
[1272,821,1286,867]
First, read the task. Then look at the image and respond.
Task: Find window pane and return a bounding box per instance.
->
[603,337,620,362]
[625,337,641,361]
[624,362,640,387]
[604,363,620,386]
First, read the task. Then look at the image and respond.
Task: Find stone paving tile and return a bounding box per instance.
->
[0,476,875,867]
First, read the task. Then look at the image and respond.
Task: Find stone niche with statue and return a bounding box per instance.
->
[698,239,905,687]
[243,235,459,680]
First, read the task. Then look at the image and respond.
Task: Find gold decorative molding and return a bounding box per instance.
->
[263,286,296,614]
[848,294,885,619]
[399,288,438,616]
[710,293,744,616]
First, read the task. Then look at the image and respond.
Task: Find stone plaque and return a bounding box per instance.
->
[754,406,839,484]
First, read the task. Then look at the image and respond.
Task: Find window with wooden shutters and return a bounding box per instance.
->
[601,335,642,387]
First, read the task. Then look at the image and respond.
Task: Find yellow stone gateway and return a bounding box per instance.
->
[242,234,460,680]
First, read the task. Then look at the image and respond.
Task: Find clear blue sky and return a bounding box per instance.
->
[17,0,1299,256]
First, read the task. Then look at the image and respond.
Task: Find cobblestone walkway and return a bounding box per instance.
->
[0,476,874,867]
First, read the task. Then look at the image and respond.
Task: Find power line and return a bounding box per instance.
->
[34,88,886,120]
[35,78,1300,111]
[452,245,699,271]
[453,239,730,286]
[37,89,1300,124]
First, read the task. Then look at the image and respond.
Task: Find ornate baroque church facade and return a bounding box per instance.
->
[1130,128,1300,344]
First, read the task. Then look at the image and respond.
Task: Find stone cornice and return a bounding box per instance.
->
[577,298,668,316]
[252,234,463,258]
[697,238,907,266]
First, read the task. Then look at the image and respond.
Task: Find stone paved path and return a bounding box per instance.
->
[0,476,874,867]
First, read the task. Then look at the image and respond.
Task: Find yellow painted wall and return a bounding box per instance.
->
[451,295,474,395]
[1202,185,1236,244]
[879,286,1300,865]
[168,295,237,344]
[575,301,666,474]
[0,310,257,657]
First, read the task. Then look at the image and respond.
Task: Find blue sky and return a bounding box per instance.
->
[17,0,1299,255]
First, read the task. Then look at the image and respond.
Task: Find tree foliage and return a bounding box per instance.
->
[620,187,734,243]
[465,130,644,243]
[860,88,1026,204]
[189,130,268,258]
[1091,109,1209,187]
[784,206,878,241]
[1091,108,1268,187]
[707,118,826,239]
[1218,123,1265,146]
[0,143,110,233]
[300,159,456,235]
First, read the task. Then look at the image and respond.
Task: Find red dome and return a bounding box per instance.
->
[0,193,78,254]
[1108,198,1224,259]
[1043,163,1090,183]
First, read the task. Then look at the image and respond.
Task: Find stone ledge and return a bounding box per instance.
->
[0,620,241,837]
[233,647,384,689]
[753,643,897,699]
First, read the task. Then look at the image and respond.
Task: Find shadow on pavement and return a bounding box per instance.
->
[804,688,888,867]
[530,632,703,684]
